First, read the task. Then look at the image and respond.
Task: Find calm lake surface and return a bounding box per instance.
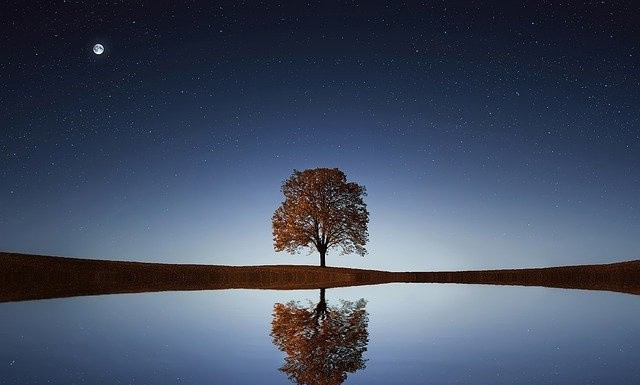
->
[1,284,639,384]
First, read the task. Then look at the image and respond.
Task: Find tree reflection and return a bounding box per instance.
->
[270,289,369,385]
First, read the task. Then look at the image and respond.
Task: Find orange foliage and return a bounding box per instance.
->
[272,168,369,266]
[270,290,369,385]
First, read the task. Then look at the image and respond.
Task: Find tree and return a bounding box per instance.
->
[272,168,369,267]
[270,289,369,385]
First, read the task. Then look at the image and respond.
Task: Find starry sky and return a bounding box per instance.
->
[1,1,639,271]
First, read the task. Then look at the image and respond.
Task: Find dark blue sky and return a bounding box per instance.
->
[2,1,639,270]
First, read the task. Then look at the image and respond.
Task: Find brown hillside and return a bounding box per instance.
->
[1,252,639,302]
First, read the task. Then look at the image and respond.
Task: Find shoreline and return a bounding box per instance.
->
[2,252,639,302]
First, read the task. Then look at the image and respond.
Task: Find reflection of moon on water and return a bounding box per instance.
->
[93,44,104,55]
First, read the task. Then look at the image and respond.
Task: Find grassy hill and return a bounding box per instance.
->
[1,252,639,302]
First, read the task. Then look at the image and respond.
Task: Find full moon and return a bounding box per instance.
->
[93,44,104,55]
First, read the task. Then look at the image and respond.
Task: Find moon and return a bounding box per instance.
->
[93,44,104,55]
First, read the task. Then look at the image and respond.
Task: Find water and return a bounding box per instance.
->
[1,284,638,384]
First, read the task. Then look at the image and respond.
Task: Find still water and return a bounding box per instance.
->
[1,284,639,384]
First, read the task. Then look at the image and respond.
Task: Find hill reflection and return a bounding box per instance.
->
[271,289,369,385]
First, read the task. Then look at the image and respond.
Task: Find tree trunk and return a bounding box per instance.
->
[313,288,328,320]
[315,288,327,314]
[319,249,326,267]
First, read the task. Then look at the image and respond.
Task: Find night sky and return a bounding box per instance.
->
[2,1,639,271]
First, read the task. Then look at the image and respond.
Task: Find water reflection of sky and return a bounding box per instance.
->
[1,285,639,384]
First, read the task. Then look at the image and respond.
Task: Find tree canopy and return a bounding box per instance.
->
[272,168,369,267]
[270,289,369,385]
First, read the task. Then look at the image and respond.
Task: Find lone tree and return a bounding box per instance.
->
[272,167,369,267]
[271,290,369,385]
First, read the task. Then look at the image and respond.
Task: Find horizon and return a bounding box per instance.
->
[3,251,640,304]
[2,251,638,272]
